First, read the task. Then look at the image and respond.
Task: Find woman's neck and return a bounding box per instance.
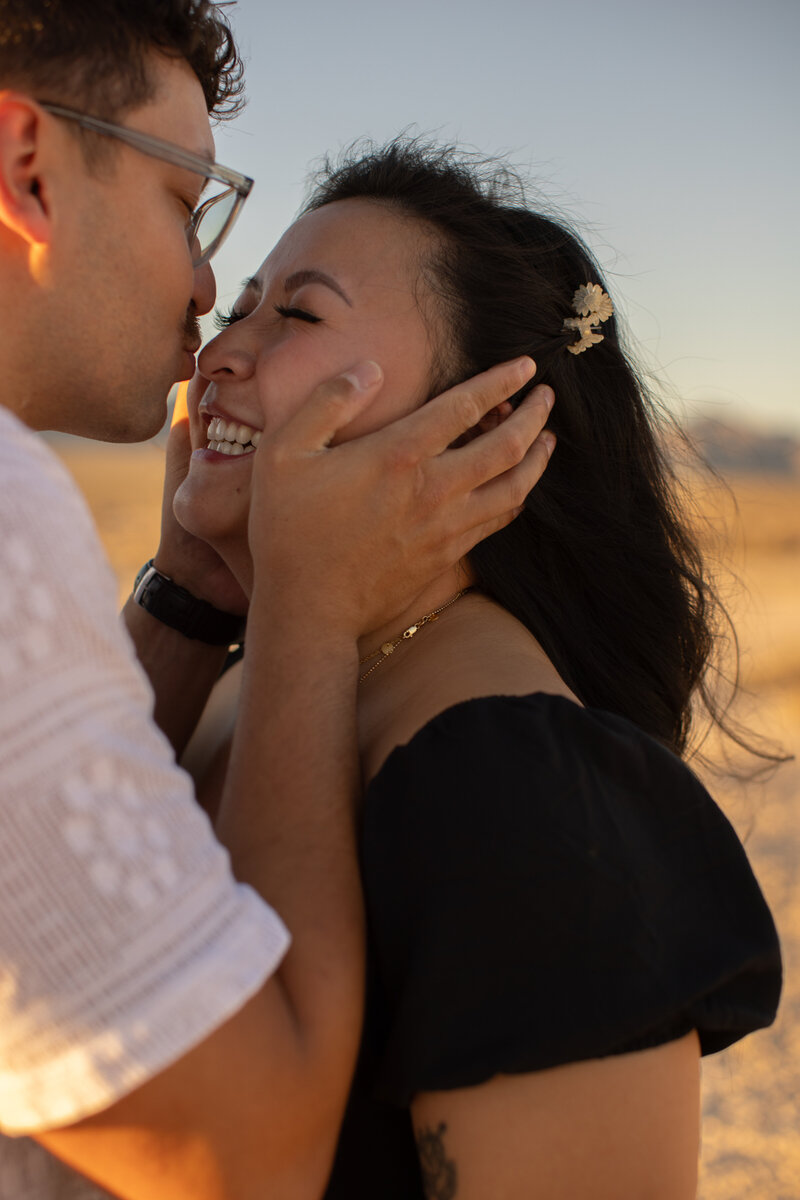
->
[354,576,579,789]
[355,564,473,674]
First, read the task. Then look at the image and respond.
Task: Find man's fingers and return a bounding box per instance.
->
[461,429,556,542]
[165,381,193,482]
[261,361,383,454]
[171,380,191,430]
[175,370,209,433]
[399,356,537,457]
[436,383,554,494]
[171,381,190,430]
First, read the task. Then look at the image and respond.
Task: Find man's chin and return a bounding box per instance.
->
[119,405,171,444]
[58,411,168,444]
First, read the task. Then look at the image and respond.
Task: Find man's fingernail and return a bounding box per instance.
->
[541,430,557,455]
[516,356,536,378]
[344,361,382,391]
[540,385,555,412]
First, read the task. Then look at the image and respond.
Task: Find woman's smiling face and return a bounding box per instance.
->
[173,197,446,575]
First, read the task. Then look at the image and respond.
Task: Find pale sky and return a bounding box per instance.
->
[204,0,799,433]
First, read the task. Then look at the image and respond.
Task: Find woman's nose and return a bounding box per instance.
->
[197,325,257,381]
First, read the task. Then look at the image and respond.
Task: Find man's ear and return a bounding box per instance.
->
[0,93,52,247]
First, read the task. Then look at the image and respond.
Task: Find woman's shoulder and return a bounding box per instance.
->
[367,690,698,819]
[364,691,763,907]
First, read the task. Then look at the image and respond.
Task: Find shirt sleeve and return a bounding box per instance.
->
[361,693,782,1106]
[0,410,290,1134]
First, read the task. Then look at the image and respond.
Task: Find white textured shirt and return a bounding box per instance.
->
[0,405,290,1197]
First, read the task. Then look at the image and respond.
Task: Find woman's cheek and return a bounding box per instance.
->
[256,347,352,432]
[256,344,315,418]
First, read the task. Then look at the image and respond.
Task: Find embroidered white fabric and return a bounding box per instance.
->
[0,406,291,1197]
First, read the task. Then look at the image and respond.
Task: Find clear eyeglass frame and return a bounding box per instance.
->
[38,101,254,268]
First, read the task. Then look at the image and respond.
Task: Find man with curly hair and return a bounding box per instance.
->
[0,2,553,1196]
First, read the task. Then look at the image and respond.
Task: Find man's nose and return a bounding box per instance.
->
[192,261,217,316]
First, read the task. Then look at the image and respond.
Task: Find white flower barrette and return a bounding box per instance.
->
[562,283,614,355]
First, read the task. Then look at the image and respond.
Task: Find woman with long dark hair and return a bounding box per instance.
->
[175,140,781,1198]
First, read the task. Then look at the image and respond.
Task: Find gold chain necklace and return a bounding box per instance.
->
[358,589,470,684]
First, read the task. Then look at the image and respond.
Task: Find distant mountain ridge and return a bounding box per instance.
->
[685,417,800,477]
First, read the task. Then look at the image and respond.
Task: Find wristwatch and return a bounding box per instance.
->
[132,560,246,646]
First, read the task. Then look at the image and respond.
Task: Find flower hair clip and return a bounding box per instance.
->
[563,283,614,355]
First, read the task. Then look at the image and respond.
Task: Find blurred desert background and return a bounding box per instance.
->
[52,419,798,1199]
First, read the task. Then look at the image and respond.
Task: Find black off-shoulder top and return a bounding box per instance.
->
[324,694,782,1198]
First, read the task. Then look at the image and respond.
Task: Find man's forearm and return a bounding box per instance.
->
[215,586,365,1082]
[40,594,365,1200]
[122,596,229,757]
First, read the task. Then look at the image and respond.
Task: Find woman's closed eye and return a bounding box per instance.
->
[213,304,322,331]
[213,306,247,331]
[274,304,321,324]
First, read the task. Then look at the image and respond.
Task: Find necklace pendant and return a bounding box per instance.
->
[358,588,469,686]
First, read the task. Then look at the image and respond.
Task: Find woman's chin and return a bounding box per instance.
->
[173,485,244,554]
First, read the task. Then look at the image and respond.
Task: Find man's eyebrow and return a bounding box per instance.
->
[284,269,352,307]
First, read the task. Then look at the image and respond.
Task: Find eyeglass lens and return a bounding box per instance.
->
[190,187,240,267]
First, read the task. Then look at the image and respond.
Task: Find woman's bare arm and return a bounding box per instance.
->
[410,1033,701,1200]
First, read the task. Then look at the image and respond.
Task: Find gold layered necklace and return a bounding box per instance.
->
[358,589,470,684]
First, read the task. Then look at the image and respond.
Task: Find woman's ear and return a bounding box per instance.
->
[0,95,53,248]
[449,399,514,450]
[476,399,513,434]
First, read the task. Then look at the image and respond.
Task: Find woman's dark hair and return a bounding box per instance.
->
[0,0,243,121]
[304,139,756,761]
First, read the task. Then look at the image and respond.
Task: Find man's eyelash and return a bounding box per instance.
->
[213,306,246,330]
[274,304,321,324]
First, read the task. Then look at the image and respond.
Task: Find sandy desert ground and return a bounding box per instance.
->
[56,441,799,1199]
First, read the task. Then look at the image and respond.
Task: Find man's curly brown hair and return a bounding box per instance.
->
[0,0,244,120]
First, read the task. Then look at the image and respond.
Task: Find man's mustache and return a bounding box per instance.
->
[184,308,202,348]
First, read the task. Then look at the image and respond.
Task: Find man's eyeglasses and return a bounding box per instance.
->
[38,101,253,268]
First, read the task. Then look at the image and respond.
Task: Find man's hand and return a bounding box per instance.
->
[153,378,248,616]
[248,356,554,637]
[122,377,248,757]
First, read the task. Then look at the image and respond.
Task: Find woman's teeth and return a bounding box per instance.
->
[205,416,262,455]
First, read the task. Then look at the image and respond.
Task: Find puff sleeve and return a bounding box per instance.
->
[361,694,781,1105]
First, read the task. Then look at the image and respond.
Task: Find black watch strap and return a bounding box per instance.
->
[132,560,245,646]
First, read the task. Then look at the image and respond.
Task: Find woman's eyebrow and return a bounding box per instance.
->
[284,269,352,307]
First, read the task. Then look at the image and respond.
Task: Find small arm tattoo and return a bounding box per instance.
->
[416,1121,458,1199]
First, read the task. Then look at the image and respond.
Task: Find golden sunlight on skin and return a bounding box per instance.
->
[173,380,191,429]
[29,242,52,286]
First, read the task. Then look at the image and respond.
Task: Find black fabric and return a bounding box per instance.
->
[324,693,781,1198]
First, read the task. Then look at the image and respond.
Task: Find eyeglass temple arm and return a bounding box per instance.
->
[38,101,253,195]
